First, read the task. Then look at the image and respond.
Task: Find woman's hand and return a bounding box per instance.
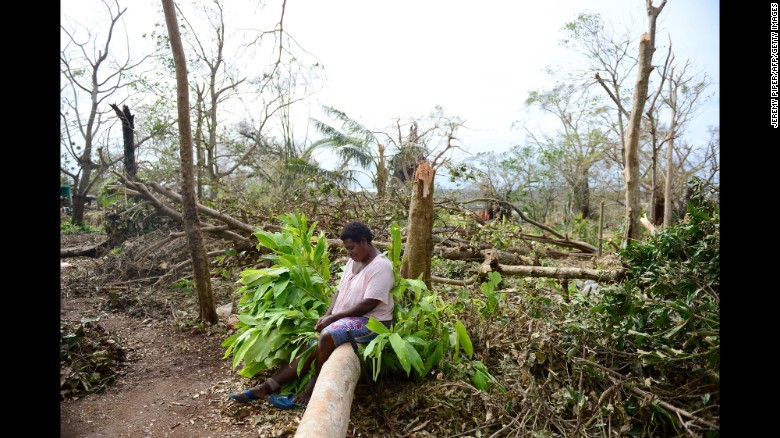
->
[315,314,338,332]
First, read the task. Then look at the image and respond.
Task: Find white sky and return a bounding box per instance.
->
[61,0,719,177]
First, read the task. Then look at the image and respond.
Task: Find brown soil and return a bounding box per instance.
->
[59,231,314,438]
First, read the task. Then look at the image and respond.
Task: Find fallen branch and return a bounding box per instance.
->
[431,275,479,286]
[60,239,114,258]
[573,357,719,431]
[148,182,257,235]
[495,264,625,282]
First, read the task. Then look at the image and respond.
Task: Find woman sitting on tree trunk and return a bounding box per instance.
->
[229,220,395,406]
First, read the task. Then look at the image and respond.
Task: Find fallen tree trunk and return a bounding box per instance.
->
[495,264,625,282]
[295,344,361,438]
[60,239,113,258]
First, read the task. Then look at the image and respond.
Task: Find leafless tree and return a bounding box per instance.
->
[60,0,151,225]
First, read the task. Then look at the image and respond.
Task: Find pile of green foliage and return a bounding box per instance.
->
[222,212,491,393]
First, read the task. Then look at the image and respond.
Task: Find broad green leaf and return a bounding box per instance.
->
[238,360,267,377]
[471,369,488,390]
[389,333,412,375]
[272,278,291,298]
[405,342,425,377]
[233,330,260,369]
[254,232,278,251]
[237,314,259,325]
[240,269,265,285]
[366,317,390,334]
[455,320,473,358]
[423,339,444,375]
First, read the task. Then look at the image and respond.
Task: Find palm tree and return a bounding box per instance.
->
[310,106,387,197]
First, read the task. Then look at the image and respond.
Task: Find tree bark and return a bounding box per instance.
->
[622,0,667,244]
[110,103,137,178]
[162,0,217,324]
[573,171,590,218]
[295,344,360,438]
[60,239,113,258]
[622,33,652,244]
[401,161,435,288]
[663,67,678,227]
[495,264,625,282]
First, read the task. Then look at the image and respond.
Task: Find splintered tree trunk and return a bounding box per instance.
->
[663,67,678,227]
[401,161,435,288]
[110,104,137,178]
[162,0,217,324]
[623,0,667,244]
[623,33,652,244]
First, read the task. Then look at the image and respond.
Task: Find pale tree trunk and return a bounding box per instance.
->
[294,344,360,438]
[162,0,218,324]
[622,0,667,244]
[401,161,435,289]
[663,67,678,227]
[110,104,137,179]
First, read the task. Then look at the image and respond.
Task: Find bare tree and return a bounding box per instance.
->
[662,60,712,226]
[161,0,217,324]
[622,0,667,243]
[60,0,149,225]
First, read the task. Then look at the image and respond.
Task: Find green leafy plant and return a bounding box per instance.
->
[61,219,102,235]
[222,213,331,386]
[360,222,499,390]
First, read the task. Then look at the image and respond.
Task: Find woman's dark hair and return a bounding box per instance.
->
[340,221,373,243]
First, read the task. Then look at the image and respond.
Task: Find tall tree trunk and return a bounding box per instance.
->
[622,33,651,244]
[573,170,590,218]
[622,0,667,244]
[663,67,678,227]
[110,104,137,178]
[162,0,217,324]
[72,191,86,226]
[401,161,435,289]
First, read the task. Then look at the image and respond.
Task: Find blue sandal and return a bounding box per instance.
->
[228,389,261,403]
[268,393,306,409]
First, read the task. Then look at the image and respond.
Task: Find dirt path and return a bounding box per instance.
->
[60,295,307,438]
[59,235,310,438]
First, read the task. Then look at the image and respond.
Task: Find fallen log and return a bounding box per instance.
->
[295,344,361,438]
[495,264,625,282]
[60,239,113,258]
[431,275,479,286]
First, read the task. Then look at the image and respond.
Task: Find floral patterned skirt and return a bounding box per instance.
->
[324,316,388,346]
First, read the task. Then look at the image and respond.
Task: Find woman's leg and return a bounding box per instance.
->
[230,344,318,402]
[293,329,337,404]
